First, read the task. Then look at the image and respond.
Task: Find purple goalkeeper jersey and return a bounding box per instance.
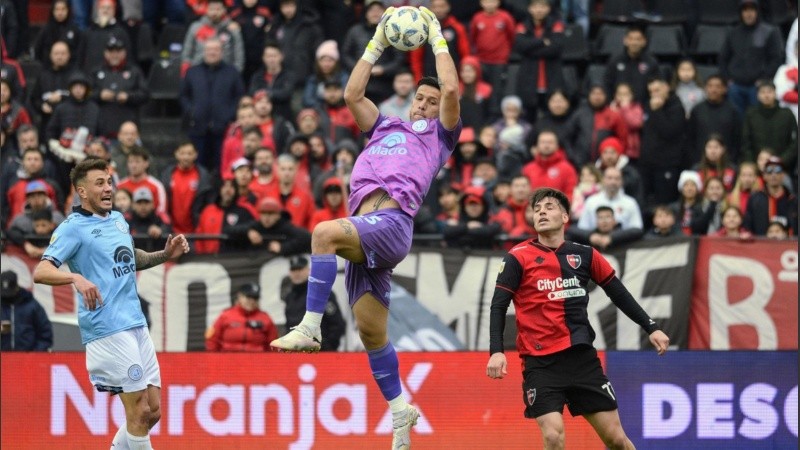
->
[349,114,462,217]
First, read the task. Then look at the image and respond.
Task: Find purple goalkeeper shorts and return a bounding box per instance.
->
[344,209,414,308]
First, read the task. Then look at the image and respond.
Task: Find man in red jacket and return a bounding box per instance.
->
[521,130,578,202]
[409,0,470,82]
[205,282,278,352]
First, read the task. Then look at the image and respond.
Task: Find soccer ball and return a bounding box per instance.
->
[384,6,428,52]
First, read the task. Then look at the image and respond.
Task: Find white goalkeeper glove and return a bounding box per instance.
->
[419,6,448,55]
[362,6,396,65]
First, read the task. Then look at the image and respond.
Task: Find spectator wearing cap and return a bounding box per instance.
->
[181,0,245,74]
[577,166,643,232]
[744,156,798,236]
[603,25,661,105]
[117,146,168,215]
[248,41,297,123]
[7,180,66,256]
[719,0,785,115]
[2,150,63,228]
[0,271,53,351]
[303,40,350,109]
[314,78,360,144]
[45,71,99,145]
[568,84,629,170]
[205,282,279,352]
[309,177,347,230]
[76,0,133,73]
[521,129,578,202]
[595,136,644,206]
[89,36,149,139]
[741,80,798,170]
[265,0,324,88]
[281,255,345,351]
[125,187,173,251]
[247,196,311,255]
[180,37,245,173]
[670,170,707,236]
[443,186,503,250]
[194,178,257,254]
[341,0,406,106]
[230,156,260,216]
[766,220,790,239]
[160,141,214,234]
[252,89,295,158]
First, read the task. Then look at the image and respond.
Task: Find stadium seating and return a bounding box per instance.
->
[561,23,590,63]
[696,0,741,24]
[147,57,181,101]
[689,24,730,64]
[646,24,687,62]
[593,24,628,61]
[595,0,641,24]
[651,0,690,24]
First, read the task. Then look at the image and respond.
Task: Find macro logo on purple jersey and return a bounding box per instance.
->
[607,351,798,450]
[366,132,408,156]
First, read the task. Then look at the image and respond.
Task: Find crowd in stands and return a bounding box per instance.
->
[1,0,797,263]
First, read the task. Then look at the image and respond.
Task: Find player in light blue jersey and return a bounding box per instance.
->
[270,6,461,449]
[33,158,189,450]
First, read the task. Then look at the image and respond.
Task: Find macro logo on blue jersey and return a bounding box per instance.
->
[112,246,136,278]
[366,132,408,156]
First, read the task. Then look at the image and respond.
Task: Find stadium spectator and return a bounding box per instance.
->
[109,121,140,179]
[315,79,360,144]
[468,0,515,103]
[577,166,643,232]
[726,161,762,213]
[181,0,245,74]
[492,95,532,152]
[568,84,628,169]
[180,37,245,172]
[9,126,66,194]
[253,89,295,157]
[30,42,79,143]
[194,178,257,254]
[303,40,349,109]
[295,108,323,138]
[312,140,357,203]
[687,74,741,164]
[307,133,333,185]
[20,208,58,258]
[0,78,31,141]
[283,134,313,190]
[493,175,535,240]
[698,176,727,235]
[443,186,503,249]
[639,76,687,208]
[521,130,577,202]
[125,187,172,252]
[458,56,494,129]
[230,157,259,215]
[247,196,312,256]
[247,41,297,123]
[595,136,644,206]
[719,0,785,115]
[0,271,53,352]
[117,147,168,215]
[444,127,490,191]
[2,150,62,228]
[766,220,790,239]
[741,80,797,170]
[604,25,661,103]
[744,156,798,236]
[495,123,527,181]
[266,0,324,87]
[187,0,234,19]
[309,177,348,231]
[692,135,737,192]
[221,126,264,180]
[409,0,470,82]
[229,0,273,83]
[77,0,133,73]
[643,204,682,239]
[248,146,278,200]
[378,70,415,120]
[435,183,460,227]
[281,254,345,351]
[670,58,706,118]
[270,154,316,230]
[113,188,132,214]
[531,89,575,162]
[341,0,405,106]
[141,0,186,30]
[570,163,601,222]
[670,170,710,236]
[0,0,19,58]
[45,72,99,144]
[710,205,752,239]
[159,141,213,234]
[6,180,66,254]
[0,42,25,103]
[568,205,643,250]
[205,282,279,352]
[512,0,565,122]
[90,37,149,138]
[609,82,643,164]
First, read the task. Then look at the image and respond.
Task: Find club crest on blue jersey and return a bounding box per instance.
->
[115,221,128,233]
[566,254,581,269]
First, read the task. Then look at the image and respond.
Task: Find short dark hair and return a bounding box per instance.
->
[70,158,109,188]
[127,146,151,161]
[530,187,570,213]
[652,204,675,217]
[417,76,440,91]
[626,24,646,37]
[595,205,614,216]
[31,208,53,222]
[704,73,726,85]
[242,126,264,138]
[264,39,282,51]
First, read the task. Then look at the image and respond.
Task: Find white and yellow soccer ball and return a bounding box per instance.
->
[384,6,429,52]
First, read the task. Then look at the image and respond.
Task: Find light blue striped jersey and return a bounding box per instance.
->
[43,208,146,344]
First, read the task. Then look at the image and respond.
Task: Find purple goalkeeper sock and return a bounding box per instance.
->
[306,254,338,314]
[368,342,402,401]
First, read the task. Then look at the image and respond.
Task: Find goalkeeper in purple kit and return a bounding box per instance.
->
[270,6,461,449]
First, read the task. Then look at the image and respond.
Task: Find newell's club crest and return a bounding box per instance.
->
[527,388,536,405]
[566,254,581,269]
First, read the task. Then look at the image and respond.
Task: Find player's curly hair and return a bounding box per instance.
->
[530,187,571,213]
[70,158,109,188]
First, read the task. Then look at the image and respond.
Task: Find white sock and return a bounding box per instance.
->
[388,395,408,414]
[301,312,323,329]
[126,431,152,450]
[110,424,129,449]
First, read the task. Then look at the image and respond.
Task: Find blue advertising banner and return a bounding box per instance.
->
[607,352,798,450]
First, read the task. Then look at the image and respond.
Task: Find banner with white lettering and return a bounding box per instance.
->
[688,238,799,349]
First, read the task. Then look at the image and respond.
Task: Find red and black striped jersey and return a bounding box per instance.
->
[491,238,656,357]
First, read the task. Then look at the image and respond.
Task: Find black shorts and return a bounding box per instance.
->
[521,344,618,419]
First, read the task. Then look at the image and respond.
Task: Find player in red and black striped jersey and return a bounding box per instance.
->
[486,187,669,450]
